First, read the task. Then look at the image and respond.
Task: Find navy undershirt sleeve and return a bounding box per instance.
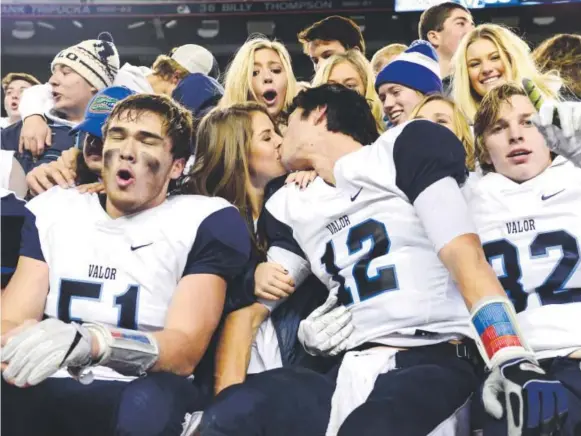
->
[182,207,251,280]
[393,120,468,203]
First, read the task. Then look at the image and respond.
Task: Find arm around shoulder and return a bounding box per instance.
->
[18,84,54,120]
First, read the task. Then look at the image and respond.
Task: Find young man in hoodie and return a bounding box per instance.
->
[17,41,219,158]
[0,36,119,174]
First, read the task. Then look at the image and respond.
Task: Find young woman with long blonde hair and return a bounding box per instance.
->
[452,23,560,121]
[311,50,384,133]
[220,36,298,126]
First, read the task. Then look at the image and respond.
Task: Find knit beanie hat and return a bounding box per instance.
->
[375,40,442,95]
[51,33,120,91]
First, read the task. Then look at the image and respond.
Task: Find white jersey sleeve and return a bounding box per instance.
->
[262,185,311,311]
[264,185,308,260]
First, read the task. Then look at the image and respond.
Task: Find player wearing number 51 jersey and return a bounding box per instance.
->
[1,94,250,436]
[469,83,579,436]
[199,84,550,436]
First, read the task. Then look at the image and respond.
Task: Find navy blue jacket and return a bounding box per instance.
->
[1,119,77,174]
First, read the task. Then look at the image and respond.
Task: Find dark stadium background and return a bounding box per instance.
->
[1,0,580,118]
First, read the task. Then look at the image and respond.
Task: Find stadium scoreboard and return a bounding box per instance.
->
[2,0,580,18]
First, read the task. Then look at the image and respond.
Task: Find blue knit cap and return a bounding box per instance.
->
[375,40,442,95]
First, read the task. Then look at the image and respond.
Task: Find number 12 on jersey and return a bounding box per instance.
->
[321,219,399,306]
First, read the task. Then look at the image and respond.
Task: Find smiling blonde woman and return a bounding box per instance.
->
[451,23,560,122]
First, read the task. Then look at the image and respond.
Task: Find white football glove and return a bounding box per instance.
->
[1,319,93,387]
[298,294,355,357]
[532,101,581,168]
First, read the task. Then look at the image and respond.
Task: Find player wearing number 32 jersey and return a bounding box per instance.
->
[469,83,580,436]
[1,94,250,436]
[199,84,567,436]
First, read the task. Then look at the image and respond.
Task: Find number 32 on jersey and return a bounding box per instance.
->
[321,219,399,306]
[483,230,581,312]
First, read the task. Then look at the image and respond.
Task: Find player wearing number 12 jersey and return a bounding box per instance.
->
[469,84,580,435]
[1,94,250,436]
[200,84,568,436]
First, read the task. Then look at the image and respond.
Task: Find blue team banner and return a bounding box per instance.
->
[1,1,393,18]
[395,0,581,12]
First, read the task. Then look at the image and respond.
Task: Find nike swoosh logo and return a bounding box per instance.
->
[131,243,153,251]
[541,189,565,201]
[350,187,363,202]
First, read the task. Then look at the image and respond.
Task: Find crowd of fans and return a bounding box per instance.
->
[1,2,581,436]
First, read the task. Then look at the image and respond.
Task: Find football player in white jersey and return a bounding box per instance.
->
[469,83,580,435]
[0,94,251,436]
[199,84,567,436]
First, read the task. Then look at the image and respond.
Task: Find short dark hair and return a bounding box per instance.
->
[418,2,471,41]
[103,93,194,161]
[1,72,41,90]
[288,84,379,146]
[298,16,365,54]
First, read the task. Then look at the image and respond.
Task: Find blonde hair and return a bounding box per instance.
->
[220,36,297,121]
[312,50,384,133]
[370,43,407,75]
[452,24,560,122]
[151,55,190,82]
[532,33,581,99]
[187,102,276,252]
[411,94,475,170]
[1,72,41,90]
[473,82,528,173]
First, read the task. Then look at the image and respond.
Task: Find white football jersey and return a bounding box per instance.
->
[21,187,250,380]
[265,120,473,350]
[468,157,581,359]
